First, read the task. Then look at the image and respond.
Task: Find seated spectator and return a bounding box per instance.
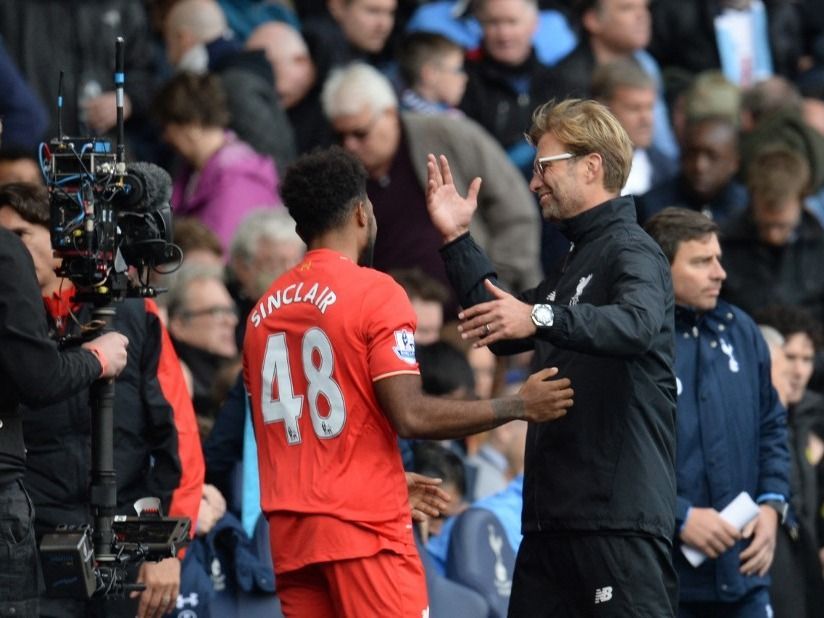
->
[668,70,741,147]
[754,304,824,617]
[738,76,824,226]
[414,441,470,574]
[759,325,793,407]
[721,146,824,321]
[0,146,42,185]
[227,208,306,346]
[163,0,296,171]
[321,62,542,308]
[553,0,679,163]
[459,0,558,175]
[166,263,241,435]
[153,72,282,254]
[302,0,397,81]
[397,31,468,116]
[592,58,678,197]
[245,20,334,154]
[152,217,225,324]
[392,267,451,345]
[407,0,577,66]
[638,116,747,224]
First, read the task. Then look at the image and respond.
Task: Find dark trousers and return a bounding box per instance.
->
[768,522,824,618]
[508,531,678,617]
[0,480,41,617]
[678,586,772,618]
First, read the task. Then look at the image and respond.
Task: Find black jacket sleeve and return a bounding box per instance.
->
[534,242,672,358]
[0,229,100,409]
[440,233,537,356]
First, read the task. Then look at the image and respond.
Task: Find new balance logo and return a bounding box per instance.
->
[594,586,613,604]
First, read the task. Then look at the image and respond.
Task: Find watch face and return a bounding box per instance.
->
[533,304,553,326]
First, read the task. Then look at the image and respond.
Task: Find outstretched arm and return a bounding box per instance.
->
[375,368,573,440]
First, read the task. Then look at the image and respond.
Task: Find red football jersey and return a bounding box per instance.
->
[243,249,420,571]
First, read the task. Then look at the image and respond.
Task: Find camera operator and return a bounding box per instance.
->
[0,183,181,618]
[0,228,128,617]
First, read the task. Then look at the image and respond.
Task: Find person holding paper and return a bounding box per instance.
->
[645,207,790,617]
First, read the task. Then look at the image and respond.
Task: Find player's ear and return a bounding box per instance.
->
[355,200,368,226]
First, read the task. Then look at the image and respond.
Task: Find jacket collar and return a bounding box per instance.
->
[557,195,636,244]
[675,299,736,333]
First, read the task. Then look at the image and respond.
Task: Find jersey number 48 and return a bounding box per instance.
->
[260,328,346,444]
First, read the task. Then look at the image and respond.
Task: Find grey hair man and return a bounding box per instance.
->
[321,62,541,302]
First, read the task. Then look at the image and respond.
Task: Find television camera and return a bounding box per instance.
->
[37,38,190,600]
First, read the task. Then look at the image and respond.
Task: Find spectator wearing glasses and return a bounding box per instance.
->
[321,62,541,315]
[425,98,678,616]
[166,264,240,436]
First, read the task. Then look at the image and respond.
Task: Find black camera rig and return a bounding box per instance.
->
[37,37,189,600]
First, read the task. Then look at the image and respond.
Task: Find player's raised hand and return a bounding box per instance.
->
[517,367,573,422]
[425,153,481,243]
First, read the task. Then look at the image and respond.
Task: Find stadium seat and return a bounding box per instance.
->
[446,507,516,618]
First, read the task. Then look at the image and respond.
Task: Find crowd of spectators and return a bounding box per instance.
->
[2,0,824,616]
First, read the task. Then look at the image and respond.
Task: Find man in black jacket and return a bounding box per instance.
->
[0,228,128,616]
[425,98,678,616]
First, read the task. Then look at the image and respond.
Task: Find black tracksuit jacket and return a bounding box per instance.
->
[0,229,100,487]
[441,196,677,540]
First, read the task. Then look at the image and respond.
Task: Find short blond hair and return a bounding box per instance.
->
[527,98,633,192]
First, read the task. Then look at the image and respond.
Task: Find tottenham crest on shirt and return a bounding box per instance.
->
[393,329,416,364]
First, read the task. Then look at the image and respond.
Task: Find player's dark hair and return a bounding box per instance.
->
[280,146,368,243]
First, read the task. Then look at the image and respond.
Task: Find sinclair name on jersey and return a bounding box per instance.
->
[250,282,337,327]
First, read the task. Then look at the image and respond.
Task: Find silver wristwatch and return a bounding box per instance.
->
[531,304,554,328]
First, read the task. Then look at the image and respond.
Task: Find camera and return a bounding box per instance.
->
[44,136,180,303]
[36,37,190,600]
